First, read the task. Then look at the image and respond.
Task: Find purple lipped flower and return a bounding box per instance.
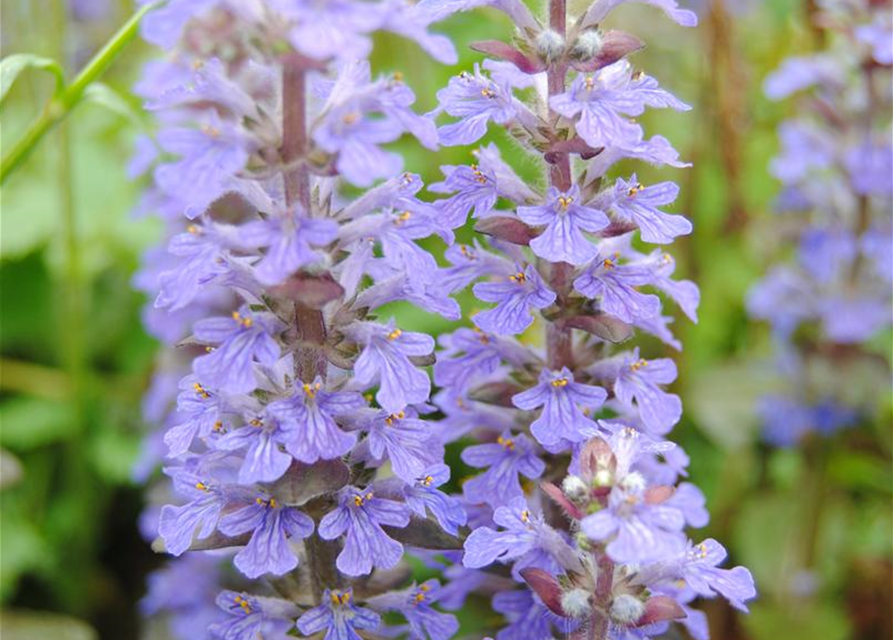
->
[463,497,577,580]
[512,367,607,446]
[154,223,233,312]
[438,241,516,294]
[549,61,690,150]
[272,0,382,62]
[141,555,225,640]
[154,112,250,219]
[364,409,444,483]
[367,579,460,640]
[518,185,610,265]
[764,54,844,100]
[266,377,365,464]
[664,482,709,528]
[574,254,661,323]
[217,494,314,578]
[492,589,576,640]
[461,431,545,507]
[192,306,282,395]
[643,250,700,322]
[403,464,467,535]
[214,411,294,485]
[603,350,683,435]
[318,486,410,576]
[583,0,698,28]
[472,264,556,335]
[209,590,299,640]
[296,589,381,640]
[434,326,530,393]
[580,473,686,564]
[602,175,692,244]
[239,210,337,286]
[138,0,221,49]
[164,375,232,457]
[677,539,757,612]
[347,320,435,413]
[436,65,519,146]
[158,456,238,556]
[429,162,499,228]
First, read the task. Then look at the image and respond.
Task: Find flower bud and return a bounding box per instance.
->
[619,471,646,493]
[560,588,592,619]
[536,29,566,63]
[610,594,646,624]
[570,30,603,62]
[561,475,588,500]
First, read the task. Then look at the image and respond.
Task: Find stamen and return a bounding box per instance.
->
[508,271,527,283]
[387,328,403,340]
[497,436,515,450]
[551,377,569,387]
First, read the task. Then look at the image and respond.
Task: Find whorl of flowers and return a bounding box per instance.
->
[422,0,755,638]
[748,0,892,447]
[132,1,472,638]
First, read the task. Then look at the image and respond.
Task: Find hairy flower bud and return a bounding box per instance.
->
[610,594,646,624]
[560,588,592,618]
[536,29,566,63]
[570,29,603,61]
[562,474,588,500]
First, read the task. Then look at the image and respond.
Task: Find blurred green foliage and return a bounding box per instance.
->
[0,0,890,639]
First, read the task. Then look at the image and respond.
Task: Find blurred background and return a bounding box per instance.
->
[0,0,890,639]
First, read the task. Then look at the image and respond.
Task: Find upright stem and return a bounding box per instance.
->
[279,54,345,601]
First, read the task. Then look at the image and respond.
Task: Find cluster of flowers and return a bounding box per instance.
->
[132,1,474,638]
[748,0,892,446]
[416,0,755,638]
[132,0,756,639]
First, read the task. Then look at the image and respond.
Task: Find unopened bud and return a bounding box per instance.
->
[610,594,646,624]
[560,588,591,618]
[619,471,646,493]
[536,29,565,63]
[562,475,588,500]
[593,468,613,487]
[570,30,603,62]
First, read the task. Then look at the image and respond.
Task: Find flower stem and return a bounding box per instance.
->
[0,1,158,185]
[279,53,345,602]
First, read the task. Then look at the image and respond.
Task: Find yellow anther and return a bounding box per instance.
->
[202,125,221,138]
[419,584,431,592]
[662,253,672,263]
[231,311,253,328]
[302,381,321,398]
[520,509,530,523]
[470,163,488,184]
[480,86,496,98]
[557,195,574,210]
[603,258,615,270]
[195,481,208,491]
[423,475,434,486]
[354,495,364,507]
[365,491,374,501]
[632,70,644,81]
[627,182,645,197]
[234,595,251,613]
[187,224,200,234]
[393,71,404,82]
[497,436,515,450]
[205,346,215,353]
[508,271,527,283]
[460,245,477,260]
[250,418,264,428]
[414,592,426,604]
[551,377,569,388]
[387,328,403,340]
[394,210,412,225]
[193,382,210,399]
[213,421,224,432]
[585,76,595,91]
[630,358,648,371]
[385,411,406,426]
[342,112,359,125]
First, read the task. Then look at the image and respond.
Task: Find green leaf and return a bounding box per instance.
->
[0,611,97,640]
[0,397,77,451]
[0,54,64,105]
[82,82,144,127]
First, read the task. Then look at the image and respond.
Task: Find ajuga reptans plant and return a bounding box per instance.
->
[132,0,756,638]
[749,0,892,446]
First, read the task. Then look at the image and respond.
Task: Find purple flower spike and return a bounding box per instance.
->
[429,162,499,227]
[209,590,299,640]
[512,367,607,446]
[218,494,314,578]
[267,378,365,464]
[461,431,544,507]
[214,412,294,485]
[472,265,556,335]
[347,320,435,413]
[296,589,381,640]
[605,175,692,244]
[518,185,610,265]
[158,462,234,556]
[192,306,282,395]
[574,254,662,323]
[318,486,410,576]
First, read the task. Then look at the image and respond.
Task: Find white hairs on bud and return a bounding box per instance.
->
[562,475,588,500]
[560,588,591,618]
[609,594,646,624]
